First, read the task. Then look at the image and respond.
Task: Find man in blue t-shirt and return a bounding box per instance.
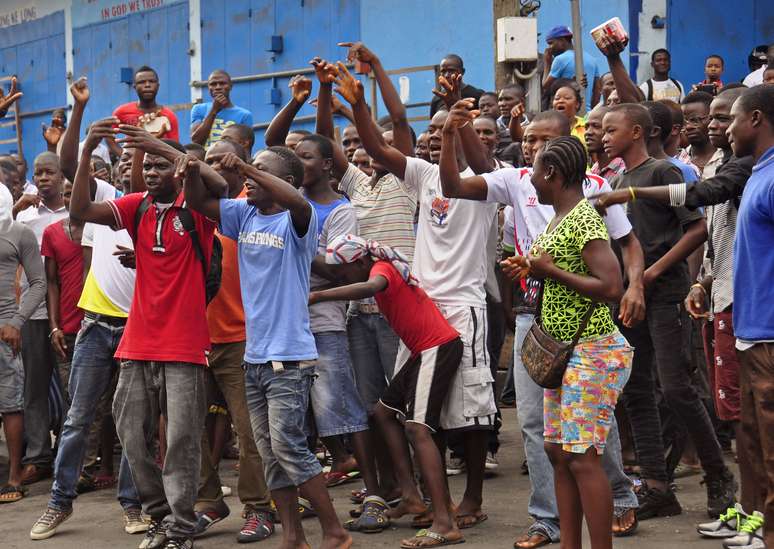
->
[728,84,774,549]
[191,70,254,149]
[183,146,351,549]
[542,25,600,111]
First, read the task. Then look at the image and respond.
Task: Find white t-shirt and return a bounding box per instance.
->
[483,167,632,256]
[743,66,764,87]
[639,78,685,102]
[404,157,498,308]
[82,182,135,314]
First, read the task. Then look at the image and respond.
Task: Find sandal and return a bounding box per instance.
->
[612,507,638,537]
[513,523,553,549]
[456,512,488,529]
[350,487,368,504]
[400,529,465,548]
[325,470,359,487]
[0,484,26,503]
[93,474,117,490]
[344,496,391,533]
[411,505,434,529]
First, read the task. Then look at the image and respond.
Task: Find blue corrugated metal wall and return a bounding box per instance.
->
[668,0,774,86]
[0,11,66,169]
[72,1,191,144]
[200,0,361,147]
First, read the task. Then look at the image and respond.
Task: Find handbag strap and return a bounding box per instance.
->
[569,301,598,348]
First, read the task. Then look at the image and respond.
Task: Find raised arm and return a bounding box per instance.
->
[69,119,120,225]
[309,275,388,304]
[435,78,491,174]
[509,103,527,143]
[0,76,22,119]
[595,36,644,104]
[335,62,407,179]
[311,57,339,140]
[190,94,230,146]
[117,124,226,198]
[439,104,488,200]
[59,77,90,183]
[341,42,413,156]
[180,153,220,221]
[264,75,312,147]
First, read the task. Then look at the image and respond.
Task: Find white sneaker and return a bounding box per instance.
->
[446,457,465,476]
[723,510,764,548]
[697,503,745,538]
[485,452,499,471]
[124,506,149,534]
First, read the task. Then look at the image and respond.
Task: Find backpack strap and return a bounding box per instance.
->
[132,194,151,239]
[646,79,653,101]
[670,77,682,98]
[176,206,208,278]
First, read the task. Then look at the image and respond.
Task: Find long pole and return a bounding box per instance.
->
[570,0,586,114]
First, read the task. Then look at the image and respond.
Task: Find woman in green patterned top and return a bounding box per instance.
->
[502,136,633,549]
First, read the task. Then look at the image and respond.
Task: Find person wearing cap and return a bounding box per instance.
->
[542,25,601,111]
[743,44,774,87]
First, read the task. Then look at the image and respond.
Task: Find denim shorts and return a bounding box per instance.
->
[309,332,369,437]
[346,312,400,413]
[244,360,322,491]
[0,341,24,413]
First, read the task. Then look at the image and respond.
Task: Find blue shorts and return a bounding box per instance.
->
[309,332,369,437]
[0,341,24,414]
[244,361,322,491]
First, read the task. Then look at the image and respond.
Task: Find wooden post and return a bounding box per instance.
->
[570,0,586,115]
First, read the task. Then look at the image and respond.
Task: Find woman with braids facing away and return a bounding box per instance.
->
[501,136,634,549]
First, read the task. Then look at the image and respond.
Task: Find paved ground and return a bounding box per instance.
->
[1,408,734,549]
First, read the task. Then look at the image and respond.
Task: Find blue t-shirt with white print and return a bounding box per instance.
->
[219,198,318,363]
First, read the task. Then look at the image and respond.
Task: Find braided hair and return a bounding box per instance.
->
[539,136,588,189]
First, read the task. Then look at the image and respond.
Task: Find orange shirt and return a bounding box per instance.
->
[207,189,247,344]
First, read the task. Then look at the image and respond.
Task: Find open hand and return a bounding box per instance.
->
[334,62,364,105]
[289,75,312,104]
[42,124,64,147]
[500,255,531,281]
[433,73,463,109]
[70,76,90,105]
[0,76,22,118]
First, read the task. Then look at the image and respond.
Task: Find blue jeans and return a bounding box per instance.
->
[310,332,369,437]
[513,314,637,540]
[49,316,140,512]
[244,361,322,491]
[347,312,400,413]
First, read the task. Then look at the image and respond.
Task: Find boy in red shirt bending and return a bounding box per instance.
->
[310,234,464,548]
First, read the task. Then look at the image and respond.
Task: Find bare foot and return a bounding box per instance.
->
[331,456,359,474]
[388,497,428,519]
[320,532,353,549]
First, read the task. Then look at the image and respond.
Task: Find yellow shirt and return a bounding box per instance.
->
[77,269,128,318]
[571,115,586,147]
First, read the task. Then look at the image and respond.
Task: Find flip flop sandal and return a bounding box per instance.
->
[344,497,391,533]
[513,530,551,549]
[350,488,368,504]
[612,508,638,537]
[0,484,26,503]
[325,471,355,487]
[298,497,317,519]
[400,529,465,548]
[456,512,488,529]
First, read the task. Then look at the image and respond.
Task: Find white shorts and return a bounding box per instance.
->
[394,304,496,431]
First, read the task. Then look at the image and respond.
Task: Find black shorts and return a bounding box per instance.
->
[380,337,463,432]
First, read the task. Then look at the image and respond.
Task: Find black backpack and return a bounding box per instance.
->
[134,196,222,303]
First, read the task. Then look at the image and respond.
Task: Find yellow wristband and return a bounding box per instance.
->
[691,283,706,293]
[628,186,637,201]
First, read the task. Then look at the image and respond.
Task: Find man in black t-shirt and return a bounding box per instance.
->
[429,54,484,117]
[602,103,736,521]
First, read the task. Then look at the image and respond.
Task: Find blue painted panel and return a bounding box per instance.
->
[72,2,191,145]
[0,11,66,175]
[668,0,773,85]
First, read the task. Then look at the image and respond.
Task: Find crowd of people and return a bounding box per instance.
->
[0,22,772,549]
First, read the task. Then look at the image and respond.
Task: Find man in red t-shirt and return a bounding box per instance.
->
[68,119,226,548]
[310,234,465,548]
[112,66,179,141]
[40,209,84,397]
